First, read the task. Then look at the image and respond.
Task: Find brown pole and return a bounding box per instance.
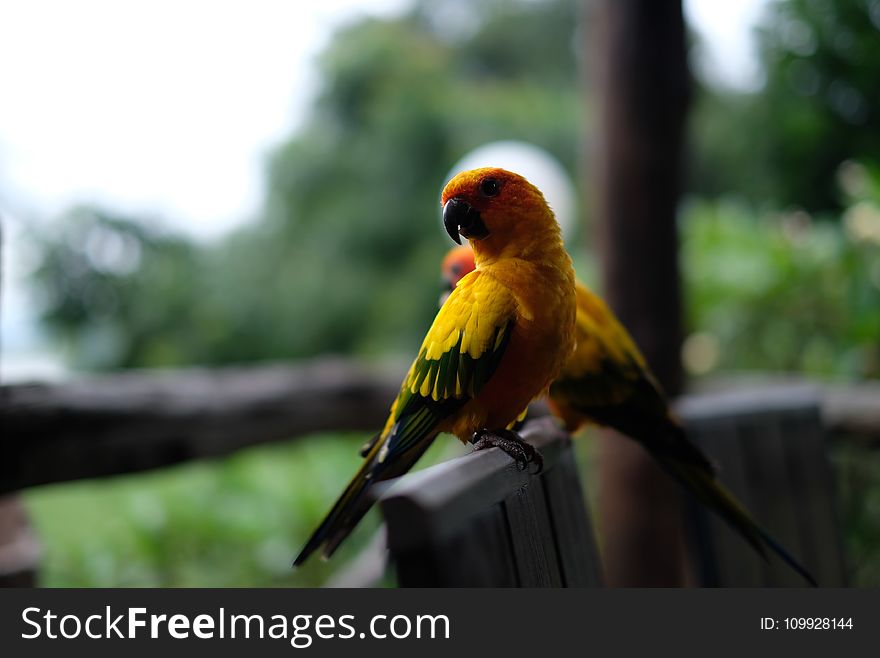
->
[590,0,691,586]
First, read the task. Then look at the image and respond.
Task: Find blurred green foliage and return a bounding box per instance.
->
[691,0,880,212]
[33,208,208,368]
[28,0,582,370]
[28,0,880,376]
[17,0,880,587]
[833,440,880,586]
[682,167,880,379]
[25,431,467,587]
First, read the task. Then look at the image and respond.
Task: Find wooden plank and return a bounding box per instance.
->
[383,417,597,587]
[394,504,518,588]
[680,388,846,587]
[526,478,564,586]
[683,375,880,448]
[676,385,821,423]
[381,449,529,555]
[503,484,558,587]
[440,504,517,587]
[393,547,443,588]
[822,382,880,446]
[382,417,567,553]
[685,418,764,587]
[736,420,805,587]
[541,449,603,586]
[474,504,520,587]
[0,359,403,493]
[779,412,848,586]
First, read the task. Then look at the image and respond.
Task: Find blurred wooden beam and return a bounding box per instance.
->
[693,375,880,448]
[589,0,691,586]
[1,358,402,494]
[822,383,880,445]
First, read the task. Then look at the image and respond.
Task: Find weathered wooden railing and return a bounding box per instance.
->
[383,416,603,587]
[340,386,851,588]
[4,363,878,494]
[0,358,401,586]
[677,387,848,586]
[2,359,879,586]
[1,358,404,494]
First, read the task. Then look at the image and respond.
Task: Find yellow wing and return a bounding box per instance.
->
[375,269,518,461]
[295,270,517,565]
[552,282,655,408]
[548,283,816,585]
[550,281,712,471]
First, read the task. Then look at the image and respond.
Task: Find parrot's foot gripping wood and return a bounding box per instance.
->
[470,428,544,473]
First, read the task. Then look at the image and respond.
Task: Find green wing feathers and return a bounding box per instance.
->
[292,430,433,566]
[294,276,516,565]
[382,321,512,460]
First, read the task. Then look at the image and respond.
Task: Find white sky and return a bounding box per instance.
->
[0,0,767,378]
[0,0,767,239]
[685,0,768,91]
[0,0,409,238]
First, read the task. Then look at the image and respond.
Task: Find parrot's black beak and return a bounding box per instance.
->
[443,198,489,244]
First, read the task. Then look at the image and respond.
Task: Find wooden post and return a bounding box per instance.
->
[0,497,40,587]
[590,0,691,586]
[0,219,42,586]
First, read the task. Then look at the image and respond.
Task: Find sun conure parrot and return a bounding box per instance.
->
[293,168,576,565]
[440,245,817,586]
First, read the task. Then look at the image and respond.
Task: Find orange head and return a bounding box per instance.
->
[438,245,477,306]
[441,245,476,290]
[441,167,561,264]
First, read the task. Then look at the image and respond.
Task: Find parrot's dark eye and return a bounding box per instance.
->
[479,178,501,198]
[450,264,462,276]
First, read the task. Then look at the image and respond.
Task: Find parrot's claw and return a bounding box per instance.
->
[471,429,543,473]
